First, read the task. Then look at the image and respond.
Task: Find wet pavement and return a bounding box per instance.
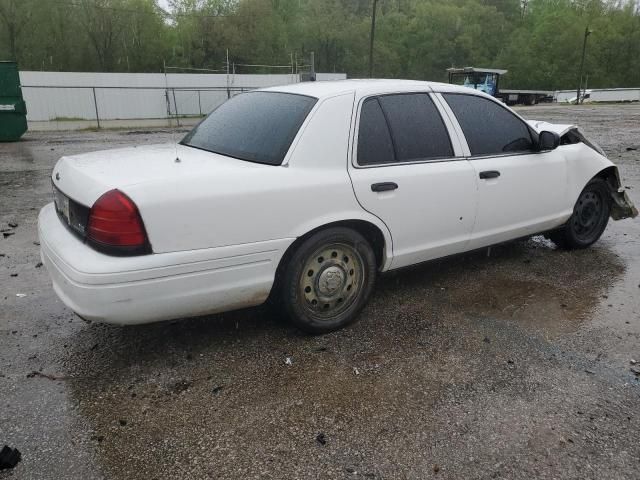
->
[1,104,639,479]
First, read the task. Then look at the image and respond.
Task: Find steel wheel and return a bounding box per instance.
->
[572,189,604,242]
[278,227,377,334]
[548,178,610,249]
[299,243,364,319]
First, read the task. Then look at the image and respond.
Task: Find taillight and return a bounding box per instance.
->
[87,189,151,255]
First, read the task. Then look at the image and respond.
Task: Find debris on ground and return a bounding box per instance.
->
[315,433,327,446]
[284,357,293,366]
[26,371,66,381]
[631,359,637,365]
[10,273,17,277]
[15,293,26,298]
[35,262,43,268]
[211,385,224,395]
[7,222,18,228]
[630,366,640,377]
[626,146,637,151]
[3,232,14,238]
[353,367,360,375]
[0,445,21,470]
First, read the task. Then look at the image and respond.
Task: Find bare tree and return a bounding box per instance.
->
[79,0,125,70]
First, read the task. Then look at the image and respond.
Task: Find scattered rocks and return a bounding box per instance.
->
[119,419,127,426]
[315,433,326,446]
[168,379,192,394]
[211,385,223,395]
[0,445,21,470]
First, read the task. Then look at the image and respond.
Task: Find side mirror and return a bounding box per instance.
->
[538,130,560,151]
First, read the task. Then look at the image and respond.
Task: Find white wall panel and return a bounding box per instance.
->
[20,71,347,121]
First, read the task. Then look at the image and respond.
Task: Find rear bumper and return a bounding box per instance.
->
[38,203,293,325]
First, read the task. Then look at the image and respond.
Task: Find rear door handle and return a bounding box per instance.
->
[479,170,500,179]
[371,182,398,192]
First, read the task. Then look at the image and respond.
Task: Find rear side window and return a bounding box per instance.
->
[378,94,453,161]
[181,91,317,165]
[443,93,534,156]
[357,98,395,165]
[357,93,453,166]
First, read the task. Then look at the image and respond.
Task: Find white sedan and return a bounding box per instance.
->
[38,80,637,333]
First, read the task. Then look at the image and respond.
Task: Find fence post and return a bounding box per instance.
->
[198,90,202,116]
[92,87,101,129]
[172,88,180,127]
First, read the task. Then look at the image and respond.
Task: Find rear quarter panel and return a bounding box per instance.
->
[126,92,392,266]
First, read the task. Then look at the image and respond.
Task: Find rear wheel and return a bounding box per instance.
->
[549,178,610,249]
[279,227,377,334]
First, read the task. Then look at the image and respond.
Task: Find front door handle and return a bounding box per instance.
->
[371,182,398,192]
[479,170,500,179]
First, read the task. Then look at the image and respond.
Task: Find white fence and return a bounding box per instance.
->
[19,71,347,127]
[555,88,640,103]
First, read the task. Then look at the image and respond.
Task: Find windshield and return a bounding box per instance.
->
[181,91,317,165]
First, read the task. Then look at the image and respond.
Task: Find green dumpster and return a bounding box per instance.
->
[0,61,28,142]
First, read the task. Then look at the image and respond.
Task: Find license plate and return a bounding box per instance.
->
[53,186,70,224]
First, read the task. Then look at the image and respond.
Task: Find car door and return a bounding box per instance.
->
[348,92,478,270]
[440,92,569,250]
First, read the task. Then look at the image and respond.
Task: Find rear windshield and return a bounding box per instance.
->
[181,91,317,165]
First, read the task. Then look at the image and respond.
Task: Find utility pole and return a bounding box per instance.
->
[576,26,592,104]
[368,0,378,78]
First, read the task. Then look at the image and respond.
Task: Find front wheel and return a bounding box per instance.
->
[549,178,611,249]
[279,227,377,334]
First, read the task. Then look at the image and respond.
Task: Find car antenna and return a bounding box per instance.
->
[164,60,180,163]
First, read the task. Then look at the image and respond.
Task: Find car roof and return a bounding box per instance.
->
[262,79,476,99]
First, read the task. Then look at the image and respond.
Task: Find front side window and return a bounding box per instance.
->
[181,91,317,165]
[443,93,534,156]
[357,93,453,166]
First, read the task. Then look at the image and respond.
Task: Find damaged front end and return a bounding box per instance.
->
[527,120,638,221]
[561,127,638,220]
[604,168,638,220]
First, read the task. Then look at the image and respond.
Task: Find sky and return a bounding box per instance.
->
[157,0,172,11]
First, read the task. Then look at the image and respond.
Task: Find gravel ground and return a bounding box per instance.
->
[1,104,639,480]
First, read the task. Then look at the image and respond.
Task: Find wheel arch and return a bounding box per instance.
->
[591,166,638,220]
[273,219,390,293]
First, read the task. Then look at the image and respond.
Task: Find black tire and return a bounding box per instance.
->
[279,227,377,334]
[550,178,610,249]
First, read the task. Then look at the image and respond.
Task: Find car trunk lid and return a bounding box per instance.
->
[51,143,263,208]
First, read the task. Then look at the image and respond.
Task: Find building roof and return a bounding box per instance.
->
[446,67,508,75]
